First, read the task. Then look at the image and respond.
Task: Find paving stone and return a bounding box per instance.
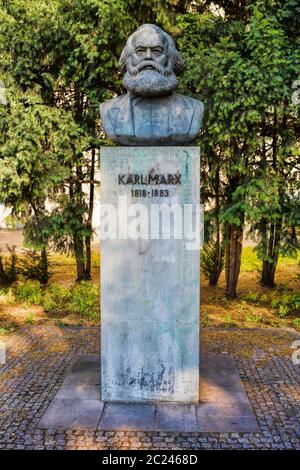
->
[200,353,237,373]
[38,399,104,429]
[63,370,100,386]
[99,403,156,431]
[56,383,100,400]
[197,401,255,418]
[156,404,198,432]
[198,414,260,433]
[200,372,246,395]
[200,385,250,403]
[71,355,100,373]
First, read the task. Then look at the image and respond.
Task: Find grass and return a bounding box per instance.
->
[241,246,300,271]
[240,246,261,272]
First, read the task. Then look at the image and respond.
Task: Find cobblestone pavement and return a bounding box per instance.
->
[0,326,299,450]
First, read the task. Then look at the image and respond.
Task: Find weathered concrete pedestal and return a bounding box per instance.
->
[100,147,200,402]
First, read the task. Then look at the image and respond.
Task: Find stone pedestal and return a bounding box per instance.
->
[100,147,200,402]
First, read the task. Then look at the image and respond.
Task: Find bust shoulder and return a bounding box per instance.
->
[100,94,127,117]
[170,94,204,142]
[174,93,204,114]
[100,94,130,140]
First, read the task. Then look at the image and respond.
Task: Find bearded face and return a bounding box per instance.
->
[122,29,179,97]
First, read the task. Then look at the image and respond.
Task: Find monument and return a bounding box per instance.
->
[100,24,203,402]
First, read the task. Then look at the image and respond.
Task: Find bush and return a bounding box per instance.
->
[10,279,100,321]
[25,314,35,325]
[293,318,300,329]
[20,248,51,285]
[42,285,71,315]
[201,241,224,286]
[15,280,43,305]
[271,293,300,318]
[243,292,259,303]
[70,281,99,320]
[0,245,18,285]
[6,287,15,304]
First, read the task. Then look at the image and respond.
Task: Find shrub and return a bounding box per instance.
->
[42,285,71,315]
[260,294,268,302]
[224,313,236,328]
[0,327,14,334]
[201,241,224,286]
[243,292,258,303]
[70,281,99,320]
[20,248,51,285]
[271,293,300,318]
[24,314,35,325]
[201,310,210,327]
[12,280,99,320]
[6,287,15,304]
[15,280,42,305]
[293,318,300,329]
[0,245,18,285]
[246,313,263,323]
[278,304,289,318]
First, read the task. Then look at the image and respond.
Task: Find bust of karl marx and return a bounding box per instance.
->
[100,24,204,146]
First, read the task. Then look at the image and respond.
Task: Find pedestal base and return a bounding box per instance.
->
[39,353,259,432]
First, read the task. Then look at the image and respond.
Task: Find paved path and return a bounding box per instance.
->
[0,326,299,449]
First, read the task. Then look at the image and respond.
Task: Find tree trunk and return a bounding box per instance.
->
[40,246,49,285]
[73,233,89,281]
[261,261,277,287]
[260,113,282,287]
[208,246,224,286]
[71,143,91,281]
[261,219,282,287]
[85,147,96,278]
[225,223,243,298]
[208,242,224,286]
[208,163,224,286]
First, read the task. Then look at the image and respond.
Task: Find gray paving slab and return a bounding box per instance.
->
[63,370,100,386]
[201,373,246,394]
[197,401,255,418]
[71,354,101,372]
[38,399,104,429]
[156,404,198,432]
[200,353,237,372]
[56,383,100,400]
[198,414,260,433]
[99,403,156,431]
[200,382,249,402]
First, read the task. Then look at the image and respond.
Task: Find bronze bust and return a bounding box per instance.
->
[100,24,204,146]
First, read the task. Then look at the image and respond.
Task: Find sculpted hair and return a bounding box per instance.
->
[118,24,186,74]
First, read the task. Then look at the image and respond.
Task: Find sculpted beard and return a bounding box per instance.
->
[123,59,178,96]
